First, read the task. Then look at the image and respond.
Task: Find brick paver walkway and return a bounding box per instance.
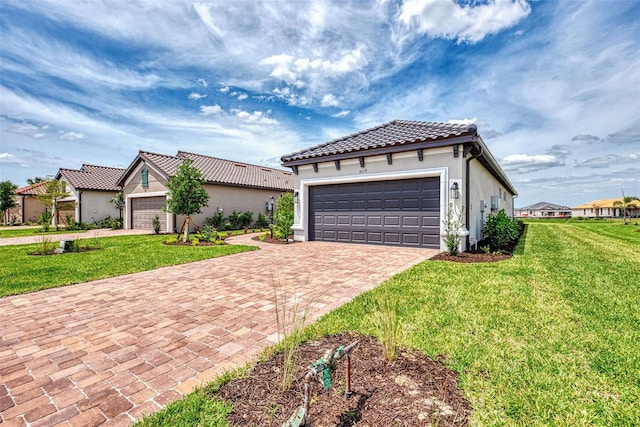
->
[0,235,437,426]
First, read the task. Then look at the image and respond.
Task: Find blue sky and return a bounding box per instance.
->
[0,0,638,207]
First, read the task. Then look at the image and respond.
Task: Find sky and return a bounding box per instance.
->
[0,0,638,208]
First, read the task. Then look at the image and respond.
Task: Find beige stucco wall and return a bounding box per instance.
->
[467,159,515,243]
[7,196,47,224]
[290,146,466,250]
[178,185,286,232]
[80,190,120,223]
[123,161,169,195]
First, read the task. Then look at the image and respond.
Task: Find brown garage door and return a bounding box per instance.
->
[309,177,440,248]
[131,196,167,232]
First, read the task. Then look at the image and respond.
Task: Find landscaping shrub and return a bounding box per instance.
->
[152,216,160,234]
[227,211,242,230]
[273,193,294,239]
[256,212,269,228]
[205,212,226,229]
[38,210,52,232]
[482,209,523,252]
[200,224,219,242]
[239,211,253,229]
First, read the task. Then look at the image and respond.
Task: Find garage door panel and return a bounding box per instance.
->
[367,215,382,226]
[384,216,400,226]
[309,177,440,248]
[131,196,166,232]
[367,232,382,242]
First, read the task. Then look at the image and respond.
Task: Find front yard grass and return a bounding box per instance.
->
[138,221,640,426]
[0,234,257,297]
[0,227,89,238]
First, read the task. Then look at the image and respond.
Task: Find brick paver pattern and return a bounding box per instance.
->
[1,234,436,426]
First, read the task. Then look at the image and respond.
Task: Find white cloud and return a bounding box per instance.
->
[447,118,477,125]
[237,93,248,101]
[259,45,368,88]
[575,153,640,169]
[219,86,230,93]
[0,152,15,161]
[398,0,531,43]
[188,92,207,100]
[321,94,339,107]
[332,110,351,118]
[232,109,279,125]
[501,154,564,173]
[200,105,223,115]
[59,131,85,140]
[197,78,208,87]
[273,87,310,106]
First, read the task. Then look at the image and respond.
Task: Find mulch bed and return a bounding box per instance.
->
[28,247,99,256]
[251,235,299,245]
[431,251,511,263]
[215,333,470,426]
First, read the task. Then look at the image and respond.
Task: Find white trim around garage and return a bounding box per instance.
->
[124,191,173,231]
[293,167,449,250]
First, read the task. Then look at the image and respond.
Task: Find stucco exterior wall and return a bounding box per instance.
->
[123,161,169,195]
[178,185,286,231]
[80,190,120,223]
[291,146,466,250]
[467,158,515,243]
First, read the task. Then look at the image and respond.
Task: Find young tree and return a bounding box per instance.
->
[36,180,70,231]
[613,190,640,225]
[109,191,125,225]
[273,192,294,240]
[0,180,18,224]
[165,159,209,242]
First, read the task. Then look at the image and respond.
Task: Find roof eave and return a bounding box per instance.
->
[281,134,477,167]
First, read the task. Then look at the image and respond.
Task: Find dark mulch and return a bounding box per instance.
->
[28,247,100,256]
[431,251,511,263]
[251,235,299,245]
[215,333,470,426]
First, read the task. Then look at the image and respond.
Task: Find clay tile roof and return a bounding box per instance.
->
[177,151,293,191]
[281,120,478,163]
[517,202,572,211]
[57,164,126,191]
[136,150,293,192]
[572,198,638,209]
[15,181,48,195]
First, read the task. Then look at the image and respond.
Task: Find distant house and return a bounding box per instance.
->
[118,151,294,233]
[55,164,126,225]
[515,202,572,218]
[572,198,640,219]
[7,182,48,224]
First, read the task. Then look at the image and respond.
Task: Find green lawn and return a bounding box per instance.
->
[0,227,89,238]
[138,221,640,426]
[0,235,257,297]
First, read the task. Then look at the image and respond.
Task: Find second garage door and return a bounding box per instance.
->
[309,177,440,248]
[131,196,167,232]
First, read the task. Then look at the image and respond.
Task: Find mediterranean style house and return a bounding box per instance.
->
[515,202,572,218]
[118,151,293,232]
[281,120,516,251]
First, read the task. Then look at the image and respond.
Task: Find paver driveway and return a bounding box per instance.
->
[0,234,437,426]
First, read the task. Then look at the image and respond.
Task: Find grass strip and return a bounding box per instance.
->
[0,234,257,297]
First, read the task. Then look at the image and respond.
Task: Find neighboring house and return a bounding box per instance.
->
[281,120,517,251]
[7,182,48,224]
[572,198,640,218]
[515,202,572,218]
[55,164,126,225]
[118,150,294,233]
